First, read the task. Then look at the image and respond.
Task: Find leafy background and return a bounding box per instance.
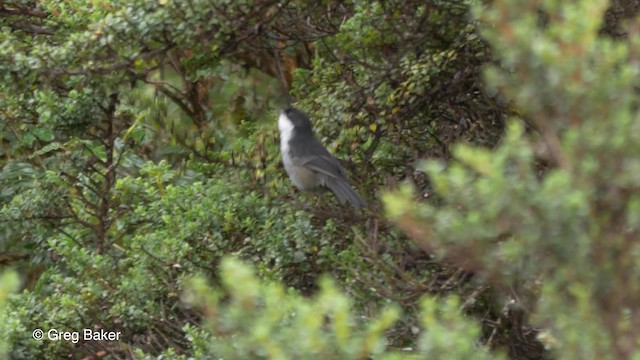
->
[1,0,640,359]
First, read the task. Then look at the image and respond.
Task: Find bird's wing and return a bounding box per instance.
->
[298,155,347,180]
[288,137,347,178]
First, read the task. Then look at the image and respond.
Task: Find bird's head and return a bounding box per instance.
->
[279,108,314,137]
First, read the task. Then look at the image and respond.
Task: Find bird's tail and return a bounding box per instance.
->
[326,178,365,208]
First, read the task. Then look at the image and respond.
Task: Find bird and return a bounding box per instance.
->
[278,107,365,208]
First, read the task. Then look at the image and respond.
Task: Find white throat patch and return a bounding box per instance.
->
[278,112,295,153]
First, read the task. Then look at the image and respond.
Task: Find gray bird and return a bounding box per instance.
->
[278,107,365,208]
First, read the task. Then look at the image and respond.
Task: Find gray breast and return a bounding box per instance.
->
[282,150,321,191]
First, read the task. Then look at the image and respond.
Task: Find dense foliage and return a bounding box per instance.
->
[1,0,639,359]
[387,2,640,359]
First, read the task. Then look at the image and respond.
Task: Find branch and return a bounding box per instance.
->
[47,45,175,77]
[8,21,53,35]
[0,5,48,18]
[144,79,195,118]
